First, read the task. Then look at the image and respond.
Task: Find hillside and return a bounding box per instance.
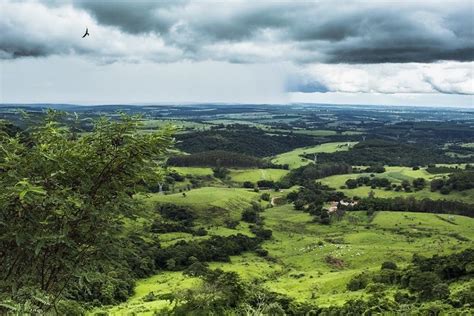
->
[1,104,473,315]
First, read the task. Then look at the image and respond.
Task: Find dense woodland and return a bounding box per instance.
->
[167,150,282,168]
[176,125,319,157]
[306,139,468,166]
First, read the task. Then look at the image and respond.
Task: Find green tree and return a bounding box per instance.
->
[408,272,441,300]
[0,112,173,311]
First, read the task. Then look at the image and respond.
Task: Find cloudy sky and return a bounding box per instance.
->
[1,0,473,107]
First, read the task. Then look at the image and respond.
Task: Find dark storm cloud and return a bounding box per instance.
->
[73,0,185,34]
[2,0,473,64]
[78,0,474,64]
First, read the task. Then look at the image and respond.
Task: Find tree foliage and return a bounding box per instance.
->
[0,111,174,310]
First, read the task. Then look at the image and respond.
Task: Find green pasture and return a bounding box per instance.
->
[229,168,289,182]
[95,203,474,314]
[143,187,262,224]
[319,166,474,203]
[170,167,214,176]
[290,129,364,137]
[271,142,358,169]
[139,119,210,132]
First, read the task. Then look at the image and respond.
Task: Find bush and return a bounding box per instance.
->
[224,219,239,229]
[366,283,386,293]
[440,186,452,195]
[257,180,275,188]
[250,225,273,240]
[243,181,254,188]
[255,248,269,257]
[432,283,450,300]
[193,227,208,236]
[347,273,370,291]
[381,261,398,270]
[408,271,441,300]
[56,300,85,316]
[261,193,271,201]
[157,204,196,224]
[242,209,260,223]
[213,166,230,179]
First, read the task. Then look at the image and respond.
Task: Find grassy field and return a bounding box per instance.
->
[95,205,474,314]
[319,166,474,203]
[142,187,263,225]
[170,167,214,176]
[216,207,473,305]
[229,168,289,182]
[289,129,364,136]
[271,142,358,169]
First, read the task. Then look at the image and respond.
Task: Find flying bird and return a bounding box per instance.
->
[82,27,89,38]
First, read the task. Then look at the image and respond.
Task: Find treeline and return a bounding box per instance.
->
[151,204,206,236]
[431,170,474,194]
[167,150,282,168]
[283,162,353,186]
[346,248,474,312]
[345,176,427,192]
[426,165,467,174]
[309,139,465,166]
[348,196,474,218]
[155,234,263,271]
[370,121,474,143]
[176,125,318,157]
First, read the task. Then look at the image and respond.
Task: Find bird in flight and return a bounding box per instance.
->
[82,27,90,38]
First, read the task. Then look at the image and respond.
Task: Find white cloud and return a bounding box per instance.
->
[290,62,474,95]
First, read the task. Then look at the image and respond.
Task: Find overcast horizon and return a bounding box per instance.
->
[1,0,473,108]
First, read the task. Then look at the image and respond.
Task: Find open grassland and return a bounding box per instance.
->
[271,142,358,169]
[170,167,214,176]
[229,168,289,182]
[203,119,269,128]
[142,187,263,225]
[90,272,200,316]
[95,204,474,314]
[139,119,210,133]
[214,207,474,305]
[319,166,474,203]
[290,129,364,136]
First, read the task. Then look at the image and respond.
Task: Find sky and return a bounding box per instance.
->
[0,0,473,107]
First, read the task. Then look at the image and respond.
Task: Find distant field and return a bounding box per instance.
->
[204,119,268,128]
[98,207,474,314]
[319,166,474,203]
[218,207,473,306]
[271,142,358,169]
[229,168,289,182]
[139,119,210,132]
[290,129,364,136]
[142,187,262,224]
[170,167,213,176]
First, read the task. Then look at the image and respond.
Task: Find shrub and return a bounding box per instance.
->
[261,193,271,201]
[243,181,254,188]
[250,225,273,240]
[347,273,370,291]
[242,209,260,223]
[255,248,269,257]
[381,261,398,270]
